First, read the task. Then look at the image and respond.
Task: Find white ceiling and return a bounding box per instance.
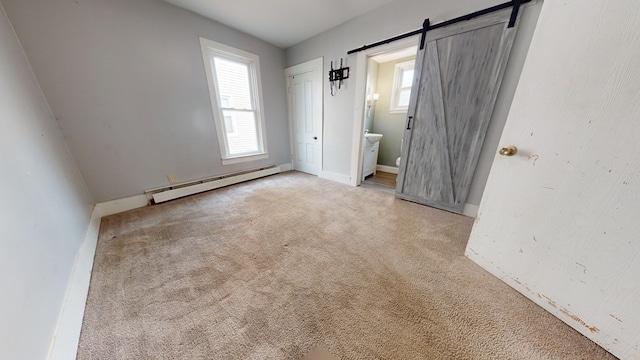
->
[164,0,395,48]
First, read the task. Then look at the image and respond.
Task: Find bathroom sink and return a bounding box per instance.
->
[364,133,383,144]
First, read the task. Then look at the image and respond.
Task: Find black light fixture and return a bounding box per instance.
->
[329,58,349,96]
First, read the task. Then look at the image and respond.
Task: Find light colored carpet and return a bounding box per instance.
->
[77,171,614,359]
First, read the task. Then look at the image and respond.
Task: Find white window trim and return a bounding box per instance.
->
[390,60,415,114]
[199,37,268,165]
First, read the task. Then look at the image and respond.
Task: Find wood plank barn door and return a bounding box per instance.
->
[396,9,520,213]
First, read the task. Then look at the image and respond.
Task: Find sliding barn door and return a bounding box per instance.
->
[396,10,520,213]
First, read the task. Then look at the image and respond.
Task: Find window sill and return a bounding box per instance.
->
[222,153,268,165]
[389,109,408,114]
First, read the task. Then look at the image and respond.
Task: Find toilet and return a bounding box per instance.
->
[395,139,403,167]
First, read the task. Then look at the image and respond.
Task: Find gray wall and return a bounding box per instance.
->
[286,0,543,205]
[2,0,290,202]
[0,4,93,359]
[372,56,415,167]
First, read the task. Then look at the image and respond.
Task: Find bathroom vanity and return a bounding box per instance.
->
[362,133,382,180]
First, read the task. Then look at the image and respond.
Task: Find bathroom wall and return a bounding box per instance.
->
[372,55,415,168]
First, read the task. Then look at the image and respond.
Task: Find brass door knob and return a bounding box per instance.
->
[499,146,517,156]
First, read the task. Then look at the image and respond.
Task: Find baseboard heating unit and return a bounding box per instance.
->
[147,165,287,204]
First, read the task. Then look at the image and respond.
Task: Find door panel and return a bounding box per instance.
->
[396,11,519,213]
[402,42,455,204]
[438,23,505,200]
[466,2,640,357]
[291,71,320,175]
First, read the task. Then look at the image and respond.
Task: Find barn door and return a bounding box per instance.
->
[396,9,520,213]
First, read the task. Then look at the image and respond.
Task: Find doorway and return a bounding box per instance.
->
[285,57,323,176]
[351,7,524,217]
[350,36,420,188]
[359,45,418,194]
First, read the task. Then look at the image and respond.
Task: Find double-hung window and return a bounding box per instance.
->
[390,60,415,113]
[200,38,268,164]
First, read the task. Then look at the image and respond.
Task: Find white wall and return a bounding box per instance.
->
[466,0,640,358]
[0,4,93,359]
[2,0,290,202]
[285,0,542,205]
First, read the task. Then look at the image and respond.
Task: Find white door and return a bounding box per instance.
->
[286,59,323,176]
[466,1,640,359]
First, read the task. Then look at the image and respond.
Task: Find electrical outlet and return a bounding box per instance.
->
[167,174,178,185]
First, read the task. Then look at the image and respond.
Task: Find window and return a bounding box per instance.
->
[200,38,268,164]
[390,60,415,113]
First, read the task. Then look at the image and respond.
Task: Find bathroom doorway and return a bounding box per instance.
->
[357,42,418,194]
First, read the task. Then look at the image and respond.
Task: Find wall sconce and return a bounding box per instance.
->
[367,93,380,117]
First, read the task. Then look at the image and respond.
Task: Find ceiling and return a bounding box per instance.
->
[164,0,395,48]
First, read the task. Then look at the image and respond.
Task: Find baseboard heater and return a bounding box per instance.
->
[148,165,284,204]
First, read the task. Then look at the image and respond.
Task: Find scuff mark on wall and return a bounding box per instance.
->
[609,314,623,323]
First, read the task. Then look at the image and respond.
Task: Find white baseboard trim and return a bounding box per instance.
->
[320,171,351,186]
[48,208,101,360]
[153,165,286,203]
[462,203,479,218]
[93,194,149,218]
[279,162,293,171]
[376,165,399,174]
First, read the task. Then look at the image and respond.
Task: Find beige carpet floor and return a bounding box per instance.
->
[77,171,614,359]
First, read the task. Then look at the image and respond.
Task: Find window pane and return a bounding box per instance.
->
[401,69,414,87]
[220,95,233,108]
[223,114,234,134]
[398,89,411,107]
[223,110,259,155]
[214,57,253,110]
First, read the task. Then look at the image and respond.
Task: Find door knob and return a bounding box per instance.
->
[499,146,517,156]
[313,136,318,140]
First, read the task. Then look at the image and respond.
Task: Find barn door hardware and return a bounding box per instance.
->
[347,0,529,55]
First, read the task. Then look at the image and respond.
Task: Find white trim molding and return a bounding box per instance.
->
[376,165,399,174]
[93,194,149,218]
[320,171,351,185]
[462,203,479,218]
[47,209,101,360]
[278,163,293,172]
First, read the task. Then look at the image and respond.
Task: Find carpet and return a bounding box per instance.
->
[77,171,614,359]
